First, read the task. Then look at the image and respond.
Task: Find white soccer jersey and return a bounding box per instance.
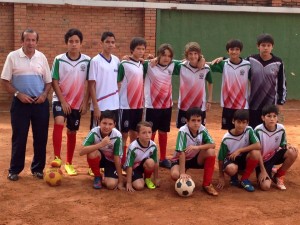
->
[118,59,144,109]
[218,126,259,161]
[255,123,286,161]
[52,53,90,110]
[171,124,214,161]
[88,54,120,111]
[124,139,158,169]
[210,58,250,109]
[178,61,212,111]
[82,127,123,162]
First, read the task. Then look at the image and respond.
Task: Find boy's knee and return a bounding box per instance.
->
[105,180,118,190]
[171,172,179,181]
[133,182,144,191]
[249,150,261,160]
[225,164,238,176]
[206,148,216,156]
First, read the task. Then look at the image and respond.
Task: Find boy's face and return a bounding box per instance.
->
[99,118,115,136]
[232,119,248,134]
[101,36,116,54]
[257,42,273,57]
[132,45,145,60]
[159,49,172,66]
[67,35,82,54]
[137,125,152,143]
[186,115,201,133]
[227,47,241,61]
[187,51,200,66]
[262,112,278,129]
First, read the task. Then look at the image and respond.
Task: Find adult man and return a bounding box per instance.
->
[1,28,52,181]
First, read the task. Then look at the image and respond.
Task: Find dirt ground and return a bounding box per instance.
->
[0,101,299,225]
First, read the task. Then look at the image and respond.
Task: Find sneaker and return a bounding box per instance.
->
[51,156,62,168]
[64,163,77,176]
[159,159,171,169]
[145,178,156,189]
[273,175,287,190]
[32,172,44,179]
[87,168,94,177]
[7,173,19,181]
[230,175,240,187]
[203,184,218,196]
[240,179,255,192]
[93,176,102,189]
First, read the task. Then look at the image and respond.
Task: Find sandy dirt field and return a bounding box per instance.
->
[0,101,299,225]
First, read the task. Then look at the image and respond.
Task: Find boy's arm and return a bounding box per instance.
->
[153,162,160,187]
[79,136,111,156]
[52,79,71,115]
[126,167,135,192]
[229,142,261,161]
[178,152,190,180]
[276,63,287,109]
[114,155,125,190]
[88,80,101,119]
[217,160,226,189]
[79,80,89,115]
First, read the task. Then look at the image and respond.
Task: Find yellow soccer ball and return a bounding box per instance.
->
[44,167,63,186]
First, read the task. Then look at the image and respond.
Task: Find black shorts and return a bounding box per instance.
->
[119,108,143,132]
[256,148,287,177]
[131,159,147,182]
[171,152,204,169]
[52,101,81,131]
[145,107,172,132]
[221,108,239,130]
[176,109,206,129]
[90,109,119,130]
[223,152,248,171]
[249,109,263,129]
[99,151,119,179]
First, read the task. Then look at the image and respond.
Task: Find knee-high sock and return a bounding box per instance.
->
[53,124,64,158]
[87,157,101,177]
[66,132,76,164]
[203,156,216,186]
[144,169,154,179]
[275,168,286,178]
[158,132,167,161]
[241,158,259,181]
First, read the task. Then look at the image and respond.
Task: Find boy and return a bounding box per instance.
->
[170,107,218,196]
[255,105,298,190]
[217,109,261,192]
[177,42,213,128]
[88,31,120,130]
[124,121,160,192]
[51,29,90,175]
[118,37,146,164]
[79,110,124,190]
[248,34,287,128]
[210,39,251,130]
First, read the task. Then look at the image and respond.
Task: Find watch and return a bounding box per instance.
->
[14,91,19,97]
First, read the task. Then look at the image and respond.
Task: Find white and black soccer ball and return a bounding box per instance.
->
[175,178,195,197]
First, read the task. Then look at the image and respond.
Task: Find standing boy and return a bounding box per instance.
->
[79,110,124,190]
[50,28,90,176]
[170,107,218,196]
[255,105,298,191]
[217,109,261,192]
[89,31,120,129]
[124,121,159,192]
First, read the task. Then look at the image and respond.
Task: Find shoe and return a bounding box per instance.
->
[7,173,19,181]
[159,159,171,169]
[230,175,240,187]
[203,184,218,196]
[273,175,287,190]
[240,179,255,192]
[32,172,44,179]
[64,163,77,176]
[93,176,102,189]
[272,166,278,174]
[51,156,62,167]
[88,168,94,177]
[145,178,156,189]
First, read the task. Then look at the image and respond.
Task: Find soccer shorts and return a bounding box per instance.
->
[249,109,263,129]
[221,107,239,130]
[131,158,147,182]
[223,152,248,171]
[99,151,119,179]
[90,109,119,130]
[176,109,206,129]
[171,152,204,169]
[119,108,143,132]
[145,107,172,132]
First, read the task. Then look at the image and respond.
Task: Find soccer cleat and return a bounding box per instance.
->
[145,178,156,189]
[51,156,62,168]
[159,159,172,169]
[32,172,44,179]
[93,176,102,189]
[203,184,218,196]
[7,173,19,181]
[240,179,255,192]
[273,175,287,190]
[230,174,240,187]
[87,168,95,177]
[64,163,77,176]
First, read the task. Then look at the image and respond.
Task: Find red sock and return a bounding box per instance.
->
[66,132,76,164]
[151,132,156,141]
[53,124,64,158]
[203,156,216,186]
[276,168,286,177]
[144,169,153,179]
[87,157,101,177]
[121,145,127,165]
[158,132,167,161]
[241,159,259,181]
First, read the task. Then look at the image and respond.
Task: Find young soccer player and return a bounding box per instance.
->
[255,105,298,191]
[79,110,124,190]
[124,121,160,192]
[118,37,146,164]
[177,42,213,128]
[89,31,120,130]
[51,28,90,175]
[170,107,218,196]
[210,39,251,130]
[217,109,261,192]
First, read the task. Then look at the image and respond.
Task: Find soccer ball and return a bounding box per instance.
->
[175,178,195,197]
[44,167,63,186]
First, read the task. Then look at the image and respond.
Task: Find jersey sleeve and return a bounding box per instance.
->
[82,131,96,146]
[150,145,158,163]
[276,63,287,105]
[280,130,287,147]
[205,69,213,84]
[218,141,229,161]
[248,128,259,144]
[88,58,97,81]
[172,60,181,75]
[175,131,187,152]
[113,136,123,157]
[210,60,225,73]
[117,63,125,82]
[125,146,136,167]
[143,60,149,77]
[51,57,60,80]
[202,128,214,144]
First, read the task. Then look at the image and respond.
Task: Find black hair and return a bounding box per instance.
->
[262,105,279,116]
[21,28,39,42]
[130,37,147,53]
[101,31,115,42]
[233,109,249,121]
[136,121,152,133]
[64,28,83,44]
[186,107,203,121]
[157,43,174,59]
[226,39,243,51]
[257,33,274,46]
[99,110,116,123]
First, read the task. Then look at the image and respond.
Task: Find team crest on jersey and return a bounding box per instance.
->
[271,66,279,75]
[244,136,248,144]
[124,120,129,128]
[199,73,204,79]
[181,117,187,124]
[80,64,86,72]
[240,69,245,76]
[275,136,279,143]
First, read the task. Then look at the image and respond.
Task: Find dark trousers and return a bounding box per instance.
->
[9,97,49,174]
